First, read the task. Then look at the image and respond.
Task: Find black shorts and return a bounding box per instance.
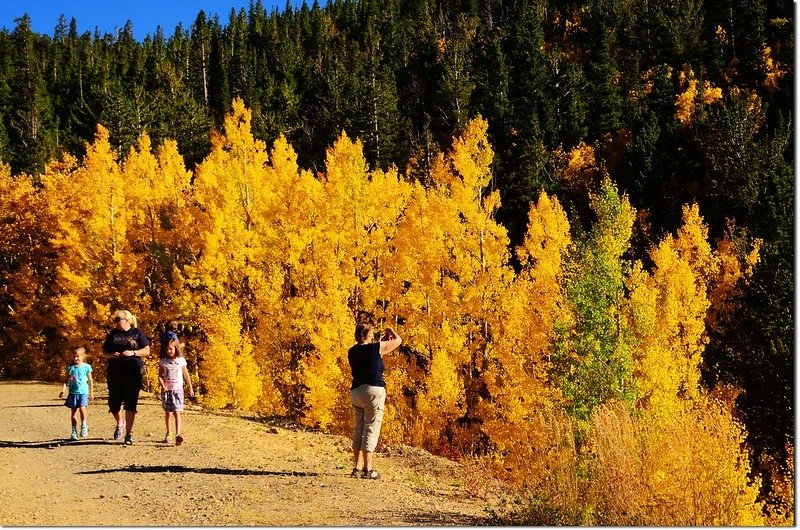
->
[107,361,143,413]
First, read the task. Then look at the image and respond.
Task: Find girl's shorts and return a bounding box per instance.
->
[65,393,88,409]
[161,389,184,412]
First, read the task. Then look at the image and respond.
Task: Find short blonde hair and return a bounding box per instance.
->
[73,346,86,356]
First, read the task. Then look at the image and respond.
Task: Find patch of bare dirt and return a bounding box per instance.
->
[0,381,495,526]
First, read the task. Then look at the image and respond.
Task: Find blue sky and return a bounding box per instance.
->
[0,1,294,41]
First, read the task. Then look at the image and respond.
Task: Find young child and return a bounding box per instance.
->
[160,320,179,355]
[158,338,194,445]
[58,346,94,440]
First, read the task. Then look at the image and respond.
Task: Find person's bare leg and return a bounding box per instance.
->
[352,448,361,469]
[364,451,373,471]
[175,411,182,436]
[164,412,171,437]
[111,410,122,426]
[70,409,78,430]
[125,410,136,436]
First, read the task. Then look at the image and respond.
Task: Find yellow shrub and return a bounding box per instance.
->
[587,399,765,525]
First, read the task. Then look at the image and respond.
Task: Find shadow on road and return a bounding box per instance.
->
[7,403,63,408]
[379,507,490,526]
[77,464,319,477]
[0,438,118,448]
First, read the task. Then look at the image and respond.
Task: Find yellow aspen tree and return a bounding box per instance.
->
[0,163,62,378]
[388,178,470,448]
[675,68,698,125]
[183,98,267,410]
[477,191,572,482]
[285,131,367,430]
[119,133,195,390]
[624,205,710,415]
[705,232,761,334]
[763,46,786,91]
[248,134,322,417]
[298,131,413,431]
[703,81,723,106]
[198,300,260,410]
[385,116,514,452]
[122,134,193,305]
[41,126,141,348]
[624,204,759,417]
[553,141,603,195]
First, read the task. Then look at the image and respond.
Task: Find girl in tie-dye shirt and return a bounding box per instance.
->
[158,338,194,445]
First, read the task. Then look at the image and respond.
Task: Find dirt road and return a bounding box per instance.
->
[0,381,492,526]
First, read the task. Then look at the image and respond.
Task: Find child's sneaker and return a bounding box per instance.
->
[80,423,88,437]
[123,433,133,446]
[175,434,184,446]
[162,434,172,444]
[70,428,78,441]
[113,424,122,440]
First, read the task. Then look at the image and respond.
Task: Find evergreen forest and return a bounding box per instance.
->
[0,0,793,524]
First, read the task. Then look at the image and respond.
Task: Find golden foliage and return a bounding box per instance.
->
[763,46,786,91]
[553,142,602,194]
[703,81,723,105]
[675,69,698,125]
[587,399,765,525]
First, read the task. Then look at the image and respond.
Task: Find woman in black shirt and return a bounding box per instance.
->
[102,309,151,445]
[348,320,402,479]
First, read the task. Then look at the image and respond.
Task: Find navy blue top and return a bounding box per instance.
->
[348,342,385,389]
[103,327,150,374]
[161,330,179,350]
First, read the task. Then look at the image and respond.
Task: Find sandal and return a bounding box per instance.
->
[350,467,360,478]
[362,469,381,480]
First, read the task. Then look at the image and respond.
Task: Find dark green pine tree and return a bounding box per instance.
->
[433,10,477,134]
[582,17,623,137]
[0,30,14,165]
[357,1,405,169]
[499,0,552,248]
[698,95,794,502]
[208,18,231,124]
[228,7,253,103]
[6,15,58,176]
[190,11,213,110]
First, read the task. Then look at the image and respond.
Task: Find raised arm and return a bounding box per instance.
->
[379,327,402,356]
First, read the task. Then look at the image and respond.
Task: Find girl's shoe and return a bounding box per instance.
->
[349,467,360,478]
[362,469,381,480]
[80,423,88,437]
[162,434,173,444]
[113,425,123,440]
[123,433,133,445]
[175,434,184,446]
[70,428,78,441]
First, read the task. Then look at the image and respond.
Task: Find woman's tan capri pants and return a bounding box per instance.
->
[350,384,386,452]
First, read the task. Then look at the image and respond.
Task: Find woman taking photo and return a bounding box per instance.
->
[102,309,150,445]
[348,320,402,479]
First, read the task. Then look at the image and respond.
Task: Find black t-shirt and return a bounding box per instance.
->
[103,327,150,373]
[348,342,385,389]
